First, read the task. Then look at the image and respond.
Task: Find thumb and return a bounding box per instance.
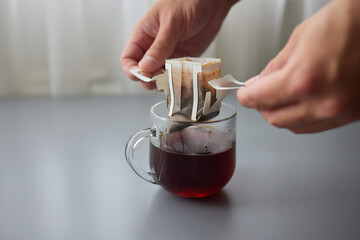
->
[139,23,180,73]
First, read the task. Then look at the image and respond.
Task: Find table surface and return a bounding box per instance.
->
[1,94,360,240]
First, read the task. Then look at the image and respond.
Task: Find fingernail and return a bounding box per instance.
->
[139,55,158,69]
[245,75,260,87]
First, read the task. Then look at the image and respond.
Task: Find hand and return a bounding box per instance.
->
[120,0,237,89]
[237,0,360,134]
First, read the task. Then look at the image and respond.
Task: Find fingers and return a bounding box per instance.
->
[290,121,346,134]
[258,92,345,128]
[257,93,343,129]
[132,70,157,90]
[260,44,293,78]
[289,112,360,134]
[258,101,344,133]
[120,26,154,80]
[137,69,164,90]
[138,21,181,73]
[237,26,306,110]
[237,44,326,111]
[237,66,299,110]
[260,22,304,77]
[258,94,360,133]
[138,81,157,90]
[121,14,181,86]
[259,102,314,129]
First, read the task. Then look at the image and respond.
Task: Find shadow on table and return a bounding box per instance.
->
[136,189,235,240]
[177,189,232,206]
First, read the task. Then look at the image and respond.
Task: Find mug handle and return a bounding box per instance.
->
[125,128,157,184]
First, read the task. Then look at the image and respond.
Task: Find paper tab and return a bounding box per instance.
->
[208,75,245,90]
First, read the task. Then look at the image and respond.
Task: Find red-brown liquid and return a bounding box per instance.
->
[150,143,236,198]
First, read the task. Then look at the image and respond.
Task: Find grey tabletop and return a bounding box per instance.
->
[0,94,360,240]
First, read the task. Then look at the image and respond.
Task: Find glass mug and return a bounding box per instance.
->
[125,101,236,198]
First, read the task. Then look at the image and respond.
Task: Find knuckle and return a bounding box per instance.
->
[150,45,169,58]
[243,95,255,107]
[318,97,347,119]
[262,60,276,76]
[291,23,305,40]
[161,11,176,23]
[292,26,301,38]
[289,69,323,97]
[238,91,256,108]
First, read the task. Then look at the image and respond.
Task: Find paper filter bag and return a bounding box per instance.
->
[155,57,230,123]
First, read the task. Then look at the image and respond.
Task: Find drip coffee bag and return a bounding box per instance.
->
[155,57,230,122]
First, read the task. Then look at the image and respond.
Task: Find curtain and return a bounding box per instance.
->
[218,0,330,81]
[0,0,330,97]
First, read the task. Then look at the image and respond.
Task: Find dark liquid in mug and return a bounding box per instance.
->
[150,141,236,198]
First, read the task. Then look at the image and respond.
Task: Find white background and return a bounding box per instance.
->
[0,0,329,96]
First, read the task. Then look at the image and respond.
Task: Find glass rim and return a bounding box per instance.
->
[150,101,236,124]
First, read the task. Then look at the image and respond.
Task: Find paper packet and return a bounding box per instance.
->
[155,57,231,122]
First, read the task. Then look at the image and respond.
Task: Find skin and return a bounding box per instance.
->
[120,0,238,89]
[237,0,360,133]
[120,0,360,134]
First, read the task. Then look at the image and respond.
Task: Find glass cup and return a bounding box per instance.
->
[125,101,236,198]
